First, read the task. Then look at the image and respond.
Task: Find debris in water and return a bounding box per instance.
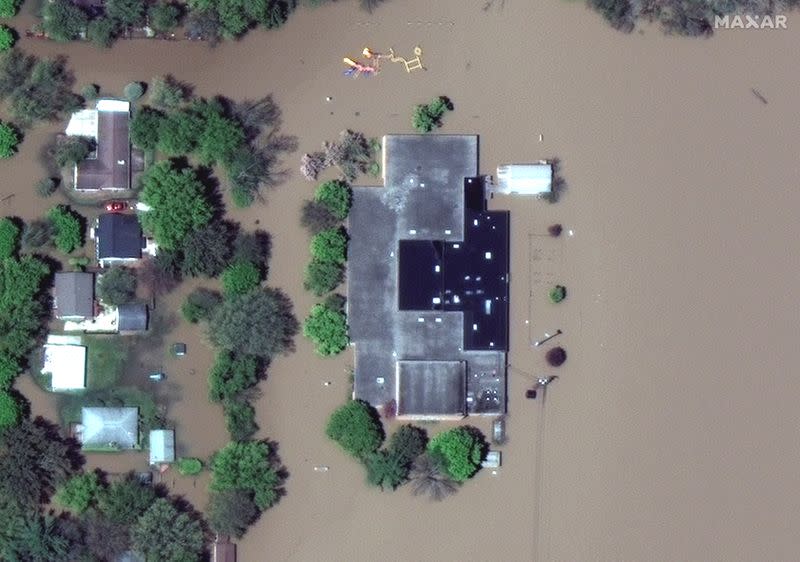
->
[751,89,768,104]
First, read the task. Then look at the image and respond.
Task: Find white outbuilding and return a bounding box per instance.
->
[495,163,553,196]
[43,337,87,391]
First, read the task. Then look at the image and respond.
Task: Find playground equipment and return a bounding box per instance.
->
[343,57,378,78]
[342,45,425,78]
[387,46,425,73]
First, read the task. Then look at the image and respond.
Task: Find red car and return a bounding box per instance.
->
[105,201,127,212]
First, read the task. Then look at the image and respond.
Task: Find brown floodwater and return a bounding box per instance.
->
[7,1,800,561]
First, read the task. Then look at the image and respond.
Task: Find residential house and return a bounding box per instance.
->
[53,272,95,321]
[65,99,131,192]
[95,213,144,267]
[79,407,139,450]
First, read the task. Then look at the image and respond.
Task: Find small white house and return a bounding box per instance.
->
[496,163,553,196]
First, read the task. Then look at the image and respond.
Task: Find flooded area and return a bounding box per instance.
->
[5,0,800,560]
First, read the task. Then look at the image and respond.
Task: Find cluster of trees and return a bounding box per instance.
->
[412,96,453,133]
[41,0,181,46]
[300,129,378,182]
[302,180,351,296]
[208,440,284,538]
[0,219,51,427]
[208,351,260,440]
[0,49,81,126]
[325,400,488,497]
[132,86,291,207]
[185,0,292,43]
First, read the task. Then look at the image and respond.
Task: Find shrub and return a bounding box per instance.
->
[221,261,261,296]
[0,25,14,51]
[549,285,566,303]
[35,177,59,198]
[47,205,83,253]
[548,223,563,237]
[303,258,344,296]
[96,267,136,305]
[123,81,145,102]
[310,228,347,264]
[80,83,99,100]
[208,351,258,403]
[412,96,451,133]
[314,179,351,220]
[545,346,567,367]
[300,200,340,234]
[325,399,384,459]
[0,0,21,18]
[54,136,93,167]
[224,399,258,441]
[54,472,102,513]
[182,287,222,323]
[0,217,19,258]
[300,151,326,181]
[303,303,348,356]
[87,17,118,47]
[176,457,203,476]
[427,426,486,482]
[0,389,20,428]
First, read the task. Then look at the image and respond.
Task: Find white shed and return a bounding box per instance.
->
[149,429,175,464]
[496,163,553,195]
[43,341,87,391]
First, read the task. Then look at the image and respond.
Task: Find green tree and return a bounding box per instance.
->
[549,284,566,303]
[211,440,282,510]
[130,106,165,150]
[310,228,347,264]
[303,258,344,296]
[0,25,14,51]
[300,200,339,234]
[42,0,88,42]
[0,121,17,158]
[412,96,451,133]
[0,390,20,428]
[314,179,351,220]
[221,261,261,296]
[216,0,250,37]
[388,424,427,467]
[325,400,384,459]
[0,217,19,258]
[209,289,298,359]
[131,498,204,562]
[365,449,407,490]
[106,0,146,27]
[182,287,222,323]
[0,511,73,562]
[8,56,82,125]
[96,473,156,524]
[303,303,348,356]
[195,100,245,166]
[179,221,234,277]
[0,49,33,99]
[96,267,136,306]
[0,418,78,507]
[0,0,21,18]
[208,351,258,403]
[207,489,259,538]
[148,2,181,34]
[87,17,117,47]
[54,472,102,513]
[0,255,50,361]
[0,353,19,389]
[157,109,203,155]
[47,205,83,253]
[427,426,486,482]
[139,161,213,249]
[54,136,93,167]
[224,398,258,441]
[148,75,186,109]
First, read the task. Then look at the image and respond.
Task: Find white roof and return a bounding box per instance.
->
[96,99,130,113]
[149,429,175,464]
[43,344,87,390]
[65,109,98,140]
[496,164,553,195]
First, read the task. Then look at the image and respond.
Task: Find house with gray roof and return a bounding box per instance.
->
[80,407,139,450]
[54,272,95,321]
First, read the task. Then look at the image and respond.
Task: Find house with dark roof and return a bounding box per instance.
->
[348,135,510,420]
[118,303,148,333]
[79,407,139,450]
[65,99,131,192]
[95,213,144,267]
[54,272,95,321]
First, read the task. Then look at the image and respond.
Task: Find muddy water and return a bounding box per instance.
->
[7,1,800,561]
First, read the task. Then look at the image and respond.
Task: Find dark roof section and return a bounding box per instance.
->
[76,110,130,190]
[118,303,148,332]
[54,272,94,319]
[397,178,509,350]
[97,213,143,260]
[396,361,466,418]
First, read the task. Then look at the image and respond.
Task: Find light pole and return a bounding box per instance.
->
[533,329,562,347]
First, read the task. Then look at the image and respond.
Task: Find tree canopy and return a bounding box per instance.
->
[365,449,407,490]
[54,472,102,514]
[96,473,156,525]
[130,107,165,150]
[303,302,348,356]
[325,400,384,459]
[0,253,50,362]
[303,258,344,296]
[0,218,19,259]
[148,75,187,110]
[208,351,258,403]
[182,287,222,323]
[209,289,298,358]
[310,228,347,264]
[148,2,181,34]
[224,398,258,441]
[0,26,13,52]
[211,440,283,510]
[314,179,352,220]
[131,498,204,562]
[221,260,261,296]
[42,0,88,43]
[179,221,234,278]
[139,161,213,250]
[207,489,259,538]
[47,205,83,254]
[0,0,21,18]
[105,0,146,27]
[96,267,137,306]
[0,121,18,158]
[388,424,428,467]
[427,426,486,482]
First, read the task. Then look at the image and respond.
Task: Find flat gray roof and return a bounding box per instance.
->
[396,360,466,418]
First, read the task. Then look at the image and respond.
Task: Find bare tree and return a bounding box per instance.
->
[408,453,458,501]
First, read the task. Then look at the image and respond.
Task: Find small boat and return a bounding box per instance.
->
[149,372,165,381]
[313,465,329,472]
